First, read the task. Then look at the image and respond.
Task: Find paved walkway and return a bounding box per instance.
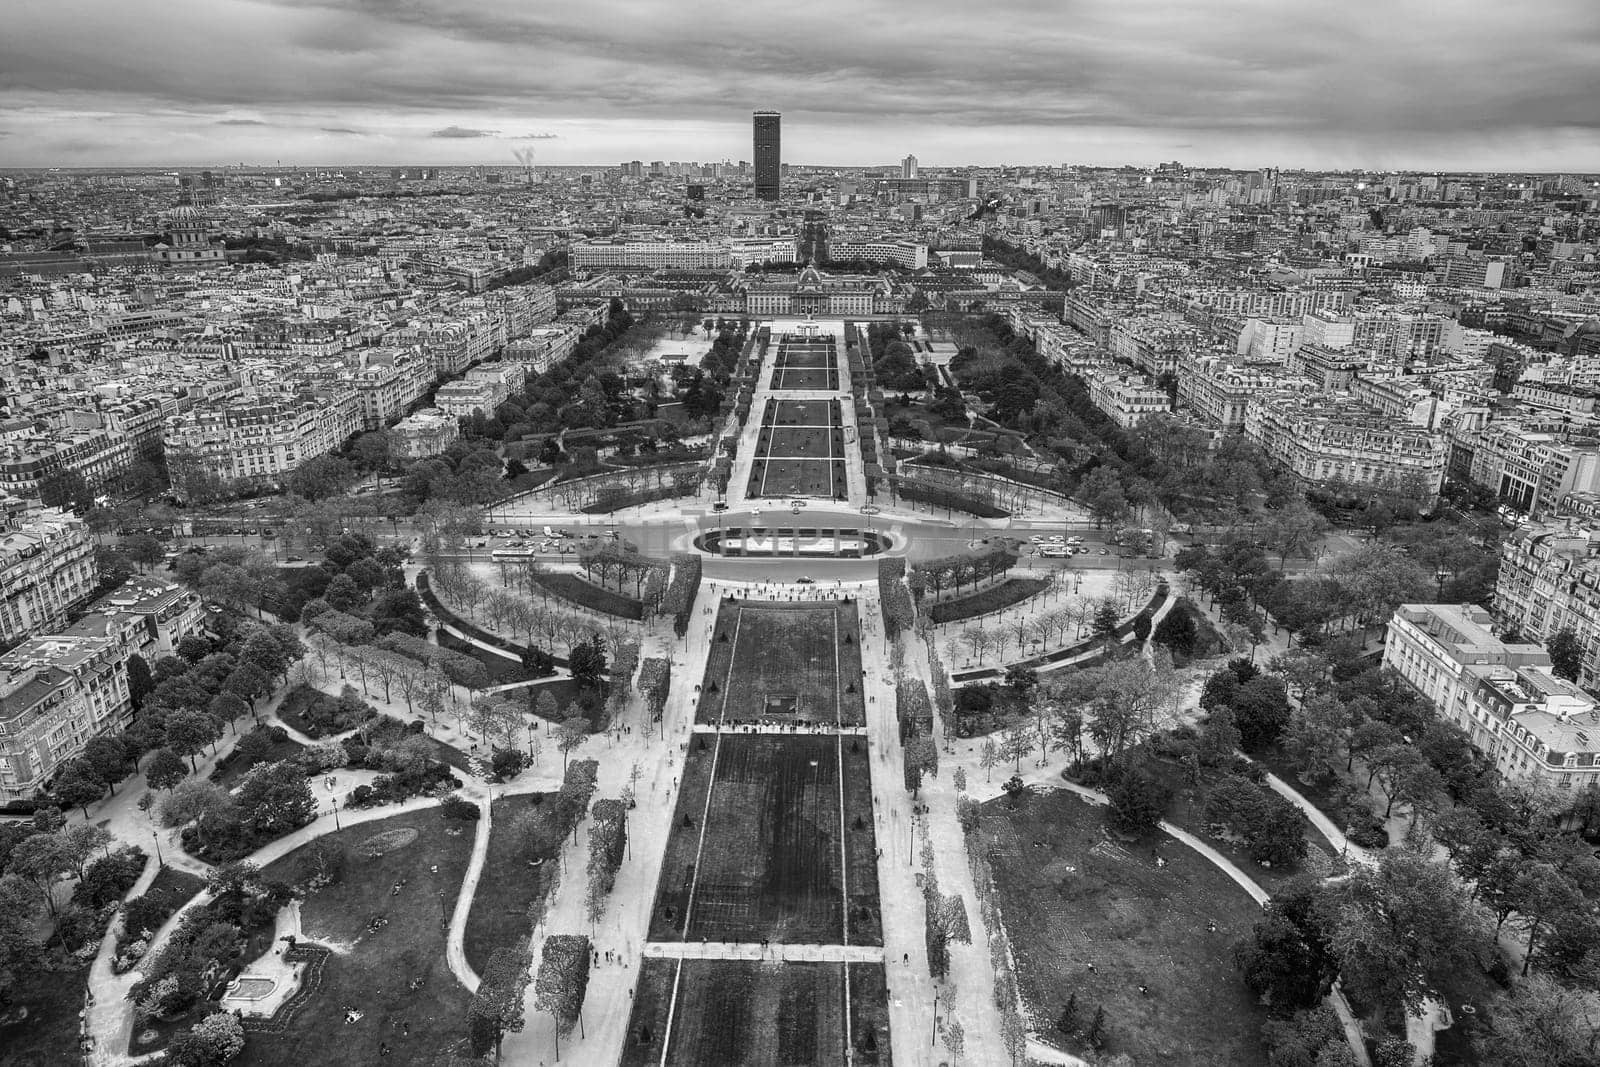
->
[443,793,494,993]
[641,941,885,964]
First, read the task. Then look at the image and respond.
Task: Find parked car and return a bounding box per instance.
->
[796,576,816,584]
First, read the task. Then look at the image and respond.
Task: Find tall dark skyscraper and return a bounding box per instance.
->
[753,110,781,201]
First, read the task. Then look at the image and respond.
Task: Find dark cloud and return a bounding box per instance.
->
[216,118,269,126]
[0,0,1596,168]
[320,126,366,135]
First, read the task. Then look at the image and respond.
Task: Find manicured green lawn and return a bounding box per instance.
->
[0,960,89,1067]
[240,811,476,1066]
[461,793,558,975]
[979,788,1271,1067]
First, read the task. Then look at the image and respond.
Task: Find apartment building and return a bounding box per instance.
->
[391,408,460,459]
[1495,523,1600,688]
[164,391,361,492]
[1087,370,1172,428]
[570,237,731,271]
[0,633,133,801]
[1460,423,1600,516]
[1348,375,1441,429]
[504,327,579,376]
[1284,344,1368,391]
[65,575,205,660]
[1177,357,1279,430]
[827,238,929,270]
[1034,322,1109,375]
[0,424,134,498]
[1109,315,1205,377]
[728,237,799,269]
[1385,604,1600,790]
[349,347,433,431]
[1236,317,1303,363]
[1243,389,1445,496]
[0,497,97,647]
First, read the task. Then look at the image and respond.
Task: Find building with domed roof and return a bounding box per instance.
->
[742,264,883,315]
[153,205,226,270]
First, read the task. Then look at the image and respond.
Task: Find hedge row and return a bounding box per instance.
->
[663,554,702,637]
[529,571,644,621]
[638,657,672,721]
[896,678,934,741]
[877,557,915,637]
[928,578,1051,625]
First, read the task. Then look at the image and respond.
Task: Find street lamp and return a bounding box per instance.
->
[1434,567,1451,600]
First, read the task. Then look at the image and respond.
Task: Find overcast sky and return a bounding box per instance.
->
[2,0,1597,171]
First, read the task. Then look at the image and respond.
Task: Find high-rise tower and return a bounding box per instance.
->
[753,110,781,201]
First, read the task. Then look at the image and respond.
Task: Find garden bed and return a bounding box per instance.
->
[928,578,1048,624]
[433,630,533,685]
[528,571,645,620]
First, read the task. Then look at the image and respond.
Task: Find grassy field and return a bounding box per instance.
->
[749,458,847,499]
[978,788,1270,1067]
[0,960,89,1067]
[770,342,840,391]
[620,959,857,1066]
[698,601,865,727]
[649,734,879,945]
[241,811,476,1066]
[762,425,845,457]
[749,398,848,498]
[461,793,558,975]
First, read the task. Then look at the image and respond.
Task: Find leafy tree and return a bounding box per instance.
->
[53,760,106,816]
[1234,879,1339,1012]
[1231,675,1291,752]
[160,779,232,831]
[568,634,607,692]
[1091,601,1120,643]
[1322,847,1486,1014]
[557,716,588,771]
[176,1011,246,1064]
[1472,972,1600,1067]
[534,933,590,1055]
[8,832,71,915]
[470,946,532,1059]
[1547,628,1584,682]
[998,720,1035,773]
[288,454,356,501]
[233,761,316,835]
[370,588,427,637]
[1260,1006,1358,1067]
[1107,770,1167,837]
[145,747,188,791]
[0,873,42,1004]
[127,653,155,709]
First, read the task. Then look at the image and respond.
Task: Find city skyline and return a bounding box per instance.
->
[2,0,1597,171]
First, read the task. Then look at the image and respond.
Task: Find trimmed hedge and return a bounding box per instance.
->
[662,554,701,637]
[529,571,644,620]
[928,578,1050,624]
[878,557,914,637]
